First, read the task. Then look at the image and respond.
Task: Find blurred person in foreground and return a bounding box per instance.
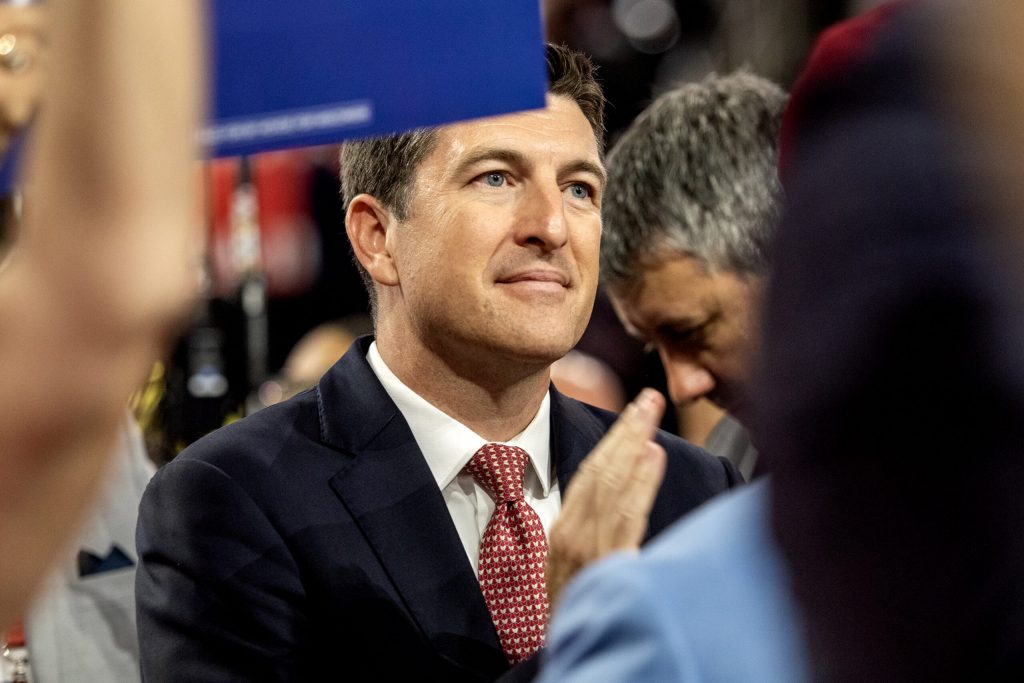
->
[599,71,786,479]
[0,0,202,634]
[17,418,154,682]
[766,0,1024,677]
[0,4,169,680]
[538,3,969,681]
[136,44,740,682]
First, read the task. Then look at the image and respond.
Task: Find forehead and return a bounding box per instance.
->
[425,94,601,173]
[612,254,754,331]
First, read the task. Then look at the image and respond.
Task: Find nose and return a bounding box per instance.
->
[515,182,568,252]
[659,348,715,405]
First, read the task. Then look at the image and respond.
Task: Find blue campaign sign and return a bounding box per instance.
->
[206,0,548,158]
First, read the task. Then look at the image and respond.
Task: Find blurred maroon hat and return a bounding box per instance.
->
[779,1,914,181]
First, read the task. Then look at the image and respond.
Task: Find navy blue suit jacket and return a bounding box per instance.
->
[136,337,740,681]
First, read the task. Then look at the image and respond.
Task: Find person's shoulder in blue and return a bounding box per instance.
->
[539,480,809,683]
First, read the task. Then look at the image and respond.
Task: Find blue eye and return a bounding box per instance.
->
[569,183,590,200]
[484,172,506,187]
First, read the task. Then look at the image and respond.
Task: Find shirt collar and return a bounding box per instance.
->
[366,341,553,494]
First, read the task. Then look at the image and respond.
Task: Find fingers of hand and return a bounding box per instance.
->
[553,395,648,533]
[584,389,665,513]
[632,388,666,436]
[569,388,665,498]
[600,441,667,554]
[546,389,667,602]
[545,529,578,605]
[603,388,665,451]
[547,441,666,604]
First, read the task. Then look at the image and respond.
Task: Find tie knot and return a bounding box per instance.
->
[465,443,529,503]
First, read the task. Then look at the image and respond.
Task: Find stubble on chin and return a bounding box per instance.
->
[489,299,591,365]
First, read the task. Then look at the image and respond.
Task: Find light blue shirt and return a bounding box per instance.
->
[539,480,809,682]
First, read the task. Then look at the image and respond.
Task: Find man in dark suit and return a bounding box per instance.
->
[136,44,740,682]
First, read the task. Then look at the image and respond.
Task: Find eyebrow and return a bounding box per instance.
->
[561,159,608,189]
[451,147,607,189]
[656,312,719,338]
[622,311,715,343]
[452,148,526,178]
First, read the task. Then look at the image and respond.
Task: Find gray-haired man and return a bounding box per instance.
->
[601,71,785,476]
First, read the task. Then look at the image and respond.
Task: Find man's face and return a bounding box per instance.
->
[0,4,46,154]
[611,254,763,415]
[386,94,604,367]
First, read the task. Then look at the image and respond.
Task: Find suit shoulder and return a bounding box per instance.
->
[656,427,741,486]
[171,388,321,472]
[557,399,619,439]
[562,398,740,491]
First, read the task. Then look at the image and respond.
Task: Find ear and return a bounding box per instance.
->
[345,193,400,287]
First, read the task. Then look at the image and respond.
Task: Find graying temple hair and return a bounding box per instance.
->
[601,71,786,290]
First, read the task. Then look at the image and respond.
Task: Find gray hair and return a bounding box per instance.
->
[601,70,786,291]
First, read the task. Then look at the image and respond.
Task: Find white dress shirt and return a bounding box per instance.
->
[367,342,562,576]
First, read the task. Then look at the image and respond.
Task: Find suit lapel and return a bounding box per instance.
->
[317,338,507,678]
[549,387,604,494]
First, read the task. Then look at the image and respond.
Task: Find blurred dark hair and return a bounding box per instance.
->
[761,3,1024,679]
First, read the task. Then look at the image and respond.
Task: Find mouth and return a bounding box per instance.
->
[495,270,571,300]
[496,269,570,288]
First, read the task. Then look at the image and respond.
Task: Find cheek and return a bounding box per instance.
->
[427,195,498,250]
[709,333,750,379]
[573,219,602,278]
[398,199,463,275]
[420,188,462,227]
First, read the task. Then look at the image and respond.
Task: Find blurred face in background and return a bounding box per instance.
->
[0,2,47,155]
[611,253,763,417]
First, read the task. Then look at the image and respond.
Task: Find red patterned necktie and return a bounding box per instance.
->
[464,443,550,663]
